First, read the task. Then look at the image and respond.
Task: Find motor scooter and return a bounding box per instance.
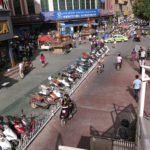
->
[0,117,21,149]
[60,105,69,126]
[116,63,121,71]
[0,133,12,150]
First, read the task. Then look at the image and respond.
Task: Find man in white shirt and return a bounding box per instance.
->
[140,48,146,60]
[19,62,24,78]
[117,54,122,68]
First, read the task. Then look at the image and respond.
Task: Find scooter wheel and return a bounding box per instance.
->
[11,139,21,149]
[31,102,37,109]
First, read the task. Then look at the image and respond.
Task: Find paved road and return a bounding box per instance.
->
[27,36,150,150]
[0,42,92,116]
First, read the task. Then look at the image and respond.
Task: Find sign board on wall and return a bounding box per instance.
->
[101,0,106,3]
[0,21,9,34]
[101,9,113,16]
[40,9,101,21]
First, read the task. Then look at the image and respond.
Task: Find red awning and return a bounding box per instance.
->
[38,35,54,42]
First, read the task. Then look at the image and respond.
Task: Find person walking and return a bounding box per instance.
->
[131,48,136,63]
[140,48,146,60]
[19,61,24,78]
[113,39,116,48]
[133,75,141,101]
[139,58,145,74]
[40,53,45,67]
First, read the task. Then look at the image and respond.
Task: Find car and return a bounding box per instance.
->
[104,35,128,43]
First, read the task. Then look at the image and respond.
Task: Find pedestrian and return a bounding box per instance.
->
[19,61,24,78]
[139,58,145,74]
[131,48,136,62]
[40,53,45,67]
[140,48,146,60]
[113,39,116,48]
[78,36,82,45]
[132,75,141,101]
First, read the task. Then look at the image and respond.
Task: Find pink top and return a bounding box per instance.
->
[40,56,45,62]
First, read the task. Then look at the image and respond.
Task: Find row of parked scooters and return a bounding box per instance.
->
[0,45,108,150]
[0,110,35,150]
[29,45,109,110]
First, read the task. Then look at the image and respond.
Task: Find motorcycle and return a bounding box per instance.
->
[97,64,104,74]
[0,117,21,149]
[6,111,35,140]
[60,105,69,126]
[116,63,121,71]
[0,133,12,150]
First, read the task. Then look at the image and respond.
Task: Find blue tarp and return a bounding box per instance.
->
[40,9,101,21]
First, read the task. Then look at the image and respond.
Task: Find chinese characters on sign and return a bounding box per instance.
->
[40,9,101,21]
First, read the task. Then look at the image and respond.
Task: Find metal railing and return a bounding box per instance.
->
[19,46,110,150]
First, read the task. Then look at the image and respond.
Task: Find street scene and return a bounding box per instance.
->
[0,0,150,150]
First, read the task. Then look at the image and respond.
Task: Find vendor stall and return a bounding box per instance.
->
[38,35,54,50]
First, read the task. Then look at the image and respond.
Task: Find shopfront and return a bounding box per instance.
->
[0,10,13,71]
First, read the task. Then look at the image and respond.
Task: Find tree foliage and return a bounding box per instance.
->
[133,0,150,21]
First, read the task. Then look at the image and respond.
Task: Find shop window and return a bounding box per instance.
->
[86,0,90,9]
[53,0,58,11]
[41,0,49,12]
[59,0,66,11]
[13,0,21,15]
[101,2,105,9]
[74,0,79,10]
[91,0,95,9]
[80,0,85,10]
[97,0,101,9]
[27,0,35,14]
[67,0,72,10]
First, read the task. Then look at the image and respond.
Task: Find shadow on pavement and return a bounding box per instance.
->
[0,76,18,89]
[55,133,64,150]
[76,104,137,150]
[77,136,90,150]
[93,104,137,141]
[126,86,136,101]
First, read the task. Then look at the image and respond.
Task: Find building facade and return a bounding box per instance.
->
[112,0,134,22]
[7,0,113,24]
[0,0,14,70]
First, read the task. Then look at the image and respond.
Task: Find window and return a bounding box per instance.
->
[101,2,105,9]
[86,0,90,9]
[59,0,65,11]
[67,0,72,10]
[53,0,58,11]
[91,0,95,9]
[13,0,21,15]
[80,0,85,10]
[41,0,49,12]
[74,0,79,10]
[27,0,35,14]
[97,0,101,8]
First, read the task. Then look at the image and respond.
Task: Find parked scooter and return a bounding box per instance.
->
[0,116,21,149]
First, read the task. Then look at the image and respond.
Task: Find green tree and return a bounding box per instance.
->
[133,0,150,21]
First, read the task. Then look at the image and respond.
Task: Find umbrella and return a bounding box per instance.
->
[38,35,54,42]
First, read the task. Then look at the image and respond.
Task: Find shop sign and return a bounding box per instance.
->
[101,9,113,16]
[101,0,106,3]
[40,9,101,21]
[0,21,9,34]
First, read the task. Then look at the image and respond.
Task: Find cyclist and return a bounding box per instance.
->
[116,54,122,69]
[97,57,104,73]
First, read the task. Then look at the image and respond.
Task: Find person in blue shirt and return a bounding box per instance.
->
[133,75,141,101]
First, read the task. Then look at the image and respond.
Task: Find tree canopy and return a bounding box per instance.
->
[133,0,150,21]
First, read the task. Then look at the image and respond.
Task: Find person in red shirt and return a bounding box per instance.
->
[40,53,45,67]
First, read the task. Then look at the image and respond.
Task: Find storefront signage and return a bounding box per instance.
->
[0,21,9,34]
[40,9,101,21]
[101,9,113,16]
[101,0,106,3]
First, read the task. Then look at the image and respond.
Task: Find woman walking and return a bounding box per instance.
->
[40,53,45,67]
